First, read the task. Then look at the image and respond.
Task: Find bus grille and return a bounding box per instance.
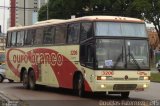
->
[113,84,137,90]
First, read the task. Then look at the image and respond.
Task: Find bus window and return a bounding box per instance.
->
[80,44,94,68]
[55,25,67,44]
[11,32,17,47]
[34,28,43,45]
[67,23,80,44]
[7,32,11,47]
[25,29,36,45]
[80,23,92,42]
[43,26,55,44]
[17,31,24,46]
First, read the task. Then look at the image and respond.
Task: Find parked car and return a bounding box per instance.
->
[0,64,6,82]
[156,60,160,72]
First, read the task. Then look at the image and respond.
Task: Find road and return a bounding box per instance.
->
[0,81,160,106]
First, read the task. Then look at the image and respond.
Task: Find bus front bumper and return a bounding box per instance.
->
[92,80,150,92]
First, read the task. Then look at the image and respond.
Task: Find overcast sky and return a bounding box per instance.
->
[0,0,9,33]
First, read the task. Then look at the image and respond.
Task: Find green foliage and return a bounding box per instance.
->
[132,0,160,48]
[38,0,138,20]
[151,73,160,82]
[38,5,47,21]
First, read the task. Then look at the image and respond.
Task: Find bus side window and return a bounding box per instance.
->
[55,25,67,44]
[43,26,55,44]
[34,28,43,45]
[67,23,80,44]
[11,32,17,47]
[7,32,12,47]
[80,23,92,42]
[25,29,35,46]
[17,31,24,47]
[80,44,94,68]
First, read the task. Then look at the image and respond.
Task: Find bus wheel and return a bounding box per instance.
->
[0,75,4,83]
[29,70,36,90]
[22,71,29,89]
[77,74,85,97]
[8,79,14,83]
[121,92,130,98]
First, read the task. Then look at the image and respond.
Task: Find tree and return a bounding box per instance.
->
[38,5,48,21]
[38,0,160,48]
[132,0,160,48]
[38,0,86,20]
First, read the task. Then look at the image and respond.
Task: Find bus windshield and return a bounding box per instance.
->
[95,22,147,37]
[96,39,149,70]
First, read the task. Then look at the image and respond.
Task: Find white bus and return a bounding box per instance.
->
[5,16,150,98]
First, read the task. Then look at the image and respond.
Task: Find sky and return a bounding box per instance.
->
[0,0,10,33]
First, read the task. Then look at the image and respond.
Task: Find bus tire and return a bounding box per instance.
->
[8,79,14,83]
[28,70,36,90]
[77,74,85,97]
[121,92,130,98]
[22,71,29,89]
[0,75,4,83]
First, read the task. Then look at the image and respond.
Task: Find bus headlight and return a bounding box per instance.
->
[139,76,150,80]
[101,84,105,88]
[101,76,107,80]
[97,76,113,80]
[143,84,148,88]
[144,76,149,80]
[97,76,106,80]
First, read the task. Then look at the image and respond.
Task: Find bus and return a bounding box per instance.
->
[5,16,150,98]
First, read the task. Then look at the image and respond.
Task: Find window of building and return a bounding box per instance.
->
[43,26,55,44]
[67,23,80,44]
[34,28,43,45]
[11,32,17,47]
[55,25,67,44]
[80,23,92,42]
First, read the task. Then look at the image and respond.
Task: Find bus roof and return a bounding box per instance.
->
[8,16,144,32]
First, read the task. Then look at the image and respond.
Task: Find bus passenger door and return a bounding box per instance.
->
[80,43,94,68]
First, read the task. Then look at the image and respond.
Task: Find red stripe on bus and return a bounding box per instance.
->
[7,48,25,77]
[7,48,92,92]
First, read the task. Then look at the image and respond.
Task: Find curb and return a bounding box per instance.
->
[0,92,28,106]
[151,81,160,83]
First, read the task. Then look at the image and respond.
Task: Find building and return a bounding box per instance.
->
[10,0,47,27]
[0,25,1,33]
[38,0,48,9]
[10,0,16,27]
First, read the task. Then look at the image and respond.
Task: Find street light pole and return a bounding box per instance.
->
[3,0,5,33]
[24,0,25,26]
[47,0,49,20]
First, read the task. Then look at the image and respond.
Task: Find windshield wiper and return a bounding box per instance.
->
[113,46,124,69]
[113,53,123,69]
[129,53,141,69]
[128,46,141,69]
